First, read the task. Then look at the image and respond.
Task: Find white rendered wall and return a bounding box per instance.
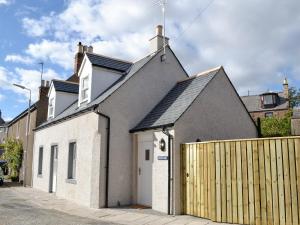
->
[32,112,102,208]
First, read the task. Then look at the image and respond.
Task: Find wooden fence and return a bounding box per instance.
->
[181,136,300,225]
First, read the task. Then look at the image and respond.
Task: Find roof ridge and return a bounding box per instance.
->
[85,52,133,64]
[177,66,222,83]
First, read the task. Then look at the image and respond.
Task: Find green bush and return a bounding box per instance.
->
[260,111,292,137]
[2,138,23,179]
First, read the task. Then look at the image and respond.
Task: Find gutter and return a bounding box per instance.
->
[162,127,174,215]
[94,107,111,208]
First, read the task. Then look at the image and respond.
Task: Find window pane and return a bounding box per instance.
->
[38,147,43,175]
[263,95,274,105]
[68,142,76,179]
[145,149,150,161]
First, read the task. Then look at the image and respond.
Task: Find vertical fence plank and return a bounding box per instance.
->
[181,145,186,214]
[186,144,191,215]
[207,143,211,219]
[264,140,274,225]
[270,140,280,225]
[288,139,298,225]
[226,142,232,223]
[231,142,238,224]
[282,139,292,225]
[210,143,216,221]
[295,138,300,223]
[253,140,261,225]
[197,144,201,217]
[276,139,285,225]
[247,141,255,225]
[242,141,249,224]
[200,144,204,217]
[215,142,222,222]
[193,144,198,217]
[221,142,227,222]
[204,144,208,218]
[258,140,267,225]
[236,141,244,225]
[190,144,195,216]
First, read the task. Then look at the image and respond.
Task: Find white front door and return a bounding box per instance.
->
[137,141,153,207]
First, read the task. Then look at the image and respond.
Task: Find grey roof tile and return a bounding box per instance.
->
[86,53,133,73]
[131,67,221,132]
[53,80,79,94]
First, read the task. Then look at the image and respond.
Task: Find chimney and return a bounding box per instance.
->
[149,25,169,53]
[283,78,289,99]
[74,42,84,75]
[36,80,50,126]
[87,46,93,53]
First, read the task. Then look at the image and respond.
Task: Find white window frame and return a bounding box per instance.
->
[80,76,89,103]
[48,98,55,118]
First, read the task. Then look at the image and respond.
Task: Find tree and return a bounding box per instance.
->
[2,138,23,179]
[260,111,292,137]
[289,87,300,108]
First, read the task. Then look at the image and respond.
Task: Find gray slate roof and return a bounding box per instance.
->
[36,52,157,130]
[86,53,133,73]
[241,92,289,112]
[53,80,79,94]
[131,67,221,132]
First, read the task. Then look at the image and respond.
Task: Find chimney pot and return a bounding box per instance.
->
[87,46,93,53]
[77,42,84,53]
[283,77,289,99]
[83,45,88,53]
[156,25,163,36]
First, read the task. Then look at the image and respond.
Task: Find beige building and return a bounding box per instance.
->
[32,26,257,215]
[6,83,49,185]
[292,109,300,135]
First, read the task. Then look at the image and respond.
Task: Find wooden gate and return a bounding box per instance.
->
[181,137,300,225]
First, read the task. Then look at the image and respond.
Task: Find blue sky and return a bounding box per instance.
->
[0,0,300,121]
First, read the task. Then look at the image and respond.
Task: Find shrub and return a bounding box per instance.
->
[260,111,292,137]
[2,138,23,179]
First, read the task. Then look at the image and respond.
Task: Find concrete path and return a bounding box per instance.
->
[0,183,222,225]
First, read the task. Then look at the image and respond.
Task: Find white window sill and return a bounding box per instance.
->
[37,174,43,178]
[65,179,77,184]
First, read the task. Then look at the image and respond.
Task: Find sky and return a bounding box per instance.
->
[0,0,300,121]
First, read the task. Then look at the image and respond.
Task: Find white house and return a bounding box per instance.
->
[32,25,257,215]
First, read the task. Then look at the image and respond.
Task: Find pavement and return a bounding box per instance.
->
[0,182,220,225]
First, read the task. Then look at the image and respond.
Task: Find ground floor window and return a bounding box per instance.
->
[67,142,76,179]
[38,147,43,175]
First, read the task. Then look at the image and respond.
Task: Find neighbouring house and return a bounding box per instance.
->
[32,25,257,215]
[241,79,290,123]
[291,109,300,135]
[0,111,7,156]
[0,110,7,143]
[6,81,50,185]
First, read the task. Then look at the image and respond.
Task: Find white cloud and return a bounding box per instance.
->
[5,54,34,64]
[0,0,11,6]
[13,0,300,95]
[25,40,74,70]
[0,94,4,101]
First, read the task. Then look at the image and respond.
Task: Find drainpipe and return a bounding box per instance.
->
[162,127,174,215]
[94,108,110,208]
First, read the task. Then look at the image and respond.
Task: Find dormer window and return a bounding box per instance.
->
[48,98,54,118]
[80,76,89,103]
[261,93,279,108]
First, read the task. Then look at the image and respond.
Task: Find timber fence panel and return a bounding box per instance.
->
[181,136,300,225]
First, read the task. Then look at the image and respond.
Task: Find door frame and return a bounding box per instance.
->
[49,144,58,193]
